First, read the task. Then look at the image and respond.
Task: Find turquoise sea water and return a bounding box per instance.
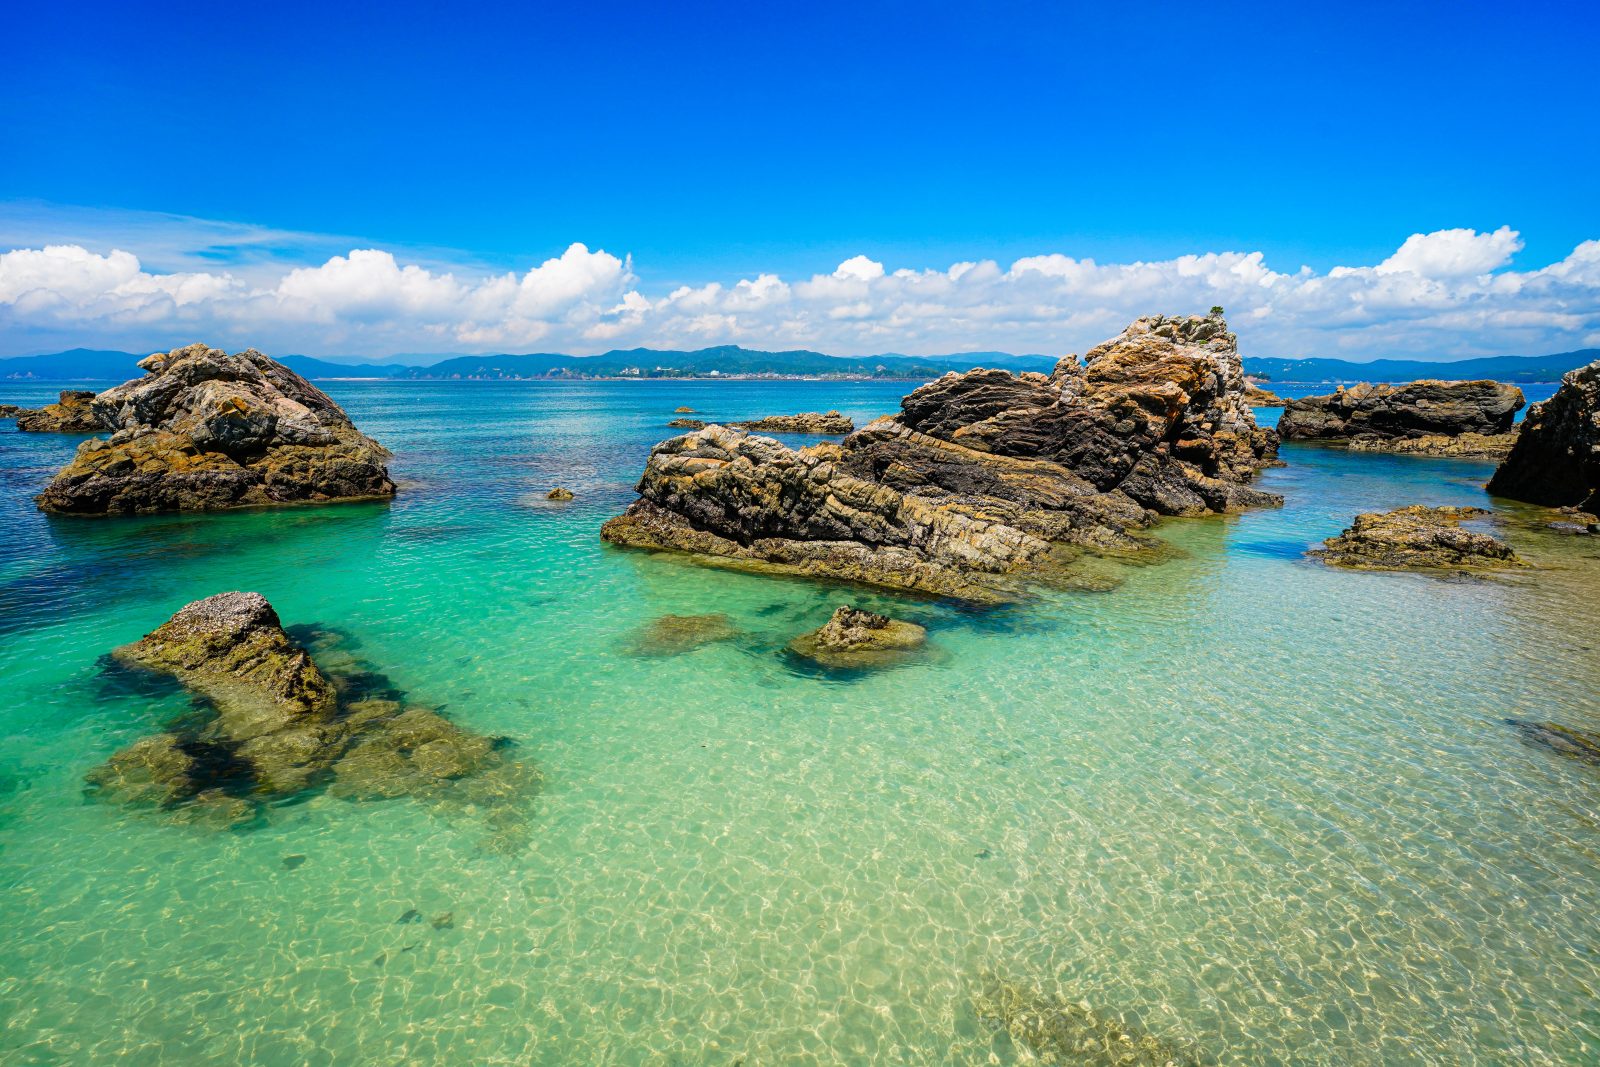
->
[0,379,1596,1065]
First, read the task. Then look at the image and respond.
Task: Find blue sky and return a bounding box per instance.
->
[1,1,1597,359]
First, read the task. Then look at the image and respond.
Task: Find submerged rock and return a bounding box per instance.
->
[1313,505,1524,571]
[1347,430,1519,458]
[603,313,1281,602]
[36,344,395,515]
[1487,360,1600,510]
[546,487,575,501]
[787,605,926,668]
[1506,719,1600,766]
[666,418,706,429]
[86,593,531,830]
[1278,380,1524,446]
[732,410,854,434]
[972,974,1204,1067]
[629,613,741,655]
[15,390,102,433]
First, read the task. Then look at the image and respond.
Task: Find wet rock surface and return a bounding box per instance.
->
[732,410,854,434]
[666,418,706,429]
[1278,380,1524,445]
[603,313,1281,601]
[85,593,535,840]
[1347,430,1519,458]
[1313,505,1524,571]
[787,605,926,668]
[1487,360,1600,510]
[15,390,102,433]
[35,343,395,515]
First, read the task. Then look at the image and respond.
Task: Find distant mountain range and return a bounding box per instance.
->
[2,345,1596,384]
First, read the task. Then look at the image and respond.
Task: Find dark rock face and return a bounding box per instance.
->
[1278,380,1524,444]
[86,593,531,829]
[15,390,102,433]
[787,606,926,668]
[35,344,395,515]
[1313,506,1524,571]
[732,410,854,434]
[602,314,1281,601]
[1487,360,1600,510]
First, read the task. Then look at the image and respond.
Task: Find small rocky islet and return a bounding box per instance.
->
[1278,379,1524,457]
[12,389,103,432]
[787,605,926,669]
[1312,505,1524,572]
[604,312,1282,603]
[86,592,535,834]
[33,342,395,515]
[665,411,854,433]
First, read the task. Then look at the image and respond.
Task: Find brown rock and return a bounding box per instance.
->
[1488,360,1600,510]
[628,613,741,655]
[1278,380,1524,442]
[787,606,926,668]
[36,344,394,514]
[1348,430,1520,458]
[732,410,854,434]
[1314,505,1524,571]
[16,390,102,433]
[546,487,575,501]
[666,418,706,429]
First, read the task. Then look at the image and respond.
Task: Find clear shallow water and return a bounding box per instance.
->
[0,379,1597,1066]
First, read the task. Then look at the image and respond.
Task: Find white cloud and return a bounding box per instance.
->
[1,221,1598,361]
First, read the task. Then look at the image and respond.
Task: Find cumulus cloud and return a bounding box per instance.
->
[2,223,1598,360]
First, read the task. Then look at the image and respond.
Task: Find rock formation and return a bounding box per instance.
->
[1244,383,1284,406]
[603,313,1281,602]
[732,410,854,434]
[546,487,575,501]
[1347,431,1519,459]
[667,418,706,429]
[1487,360,1600,510]
[35,343,395,515]
[1278,380,1523,452]
[674,406,696,413]
[86,592,526,826]
[0,404,21,418]
[15,389,102,432]
[1313,505,1524,571]
[787,606,926,668]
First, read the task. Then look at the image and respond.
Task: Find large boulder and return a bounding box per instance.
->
[35,344,394,514]
[1313,505,1524,571]
[1487,360,1600,510]
[1278,380,1524,446]
[603,313,1281,601]
[16,390,102,433]
[87,593,519,820]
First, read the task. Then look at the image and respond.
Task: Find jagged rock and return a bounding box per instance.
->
[35,344,395,515]
[603,313,1281,601]
[86,592,521,824]
[0,404,21,418]
[1244,383,1284,406]
[673,406,696,413]
[546,487,575,501]
[15,390,102,433]
[1347,430,1519,458]
[1278,380,1524,444]
[732,410,854,434]
[666,418,706,429]
[1507,720,1600,766]
[1487,360,1600,510]
[787,606,926,668]
[1313,505,1524,571]
[628,613,741,655]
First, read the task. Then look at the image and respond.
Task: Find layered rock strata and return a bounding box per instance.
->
[86,592,521,825]
[1487,360,1600,510]
[1347,431,1519,458]
[36,344,394,514]
[1313,505,1523,571]
[16,390,102,433]
[603,314,1281,601]
[1278,380,1523,449]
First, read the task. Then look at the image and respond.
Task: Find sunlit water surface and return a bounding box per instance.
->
[0,379,1595,1065]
